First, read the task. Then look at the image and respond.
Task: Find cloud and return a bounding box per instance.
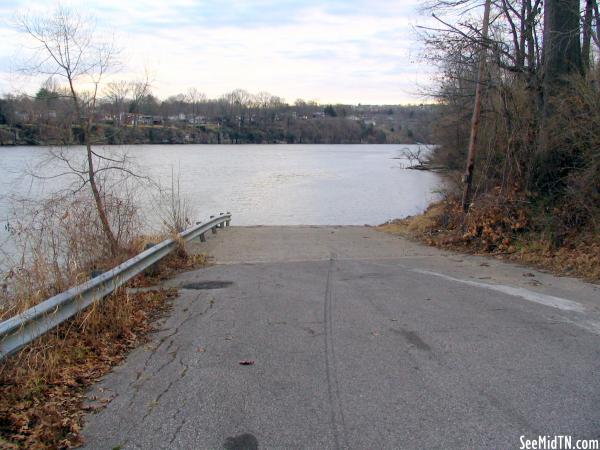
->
[0,0,435,104]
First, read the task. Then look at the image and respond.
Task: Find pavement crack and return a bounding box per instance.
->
[141,378,177,423]
[153,348,180,376]
[168,372,190,445]
[125,296,212,411]
[140,354,192,427]
[168,415,187,446]
[179,357,189,379]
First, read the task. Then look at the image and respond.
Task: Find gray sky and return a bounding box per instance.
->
[0,0,436,104]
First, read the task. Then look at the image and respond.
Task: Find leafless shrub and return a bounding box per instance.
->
[153,168,195,235]
[0,187,142,319]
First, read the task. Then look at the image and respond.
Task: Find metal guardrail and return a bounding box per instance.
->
[0,213,232,361]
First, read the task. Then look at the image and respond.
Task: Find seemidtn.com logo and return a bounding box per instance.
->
[520,436,600,450]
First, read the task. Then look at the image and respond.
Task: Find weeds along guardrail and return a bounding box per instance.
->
[0,213,232,361]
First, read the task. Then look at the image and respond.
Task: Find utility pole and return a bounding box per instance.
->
[461,0,492,212]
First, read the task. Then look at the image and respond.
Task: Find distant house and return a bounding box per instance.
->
[187,115,206,125]
[138,115,153,125]
[15,111,31,122]
[121,113,135,125]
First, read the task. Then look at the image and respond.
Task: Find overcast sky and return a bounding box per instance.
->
[0,0,436,104]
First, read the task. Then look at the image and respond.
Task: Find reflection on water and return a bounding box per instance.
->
[0,144,442,230]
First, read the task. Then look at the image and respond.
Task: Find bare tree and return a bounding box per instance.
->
[462,0,492,211]
[128,78,151,127]
[186,87,206,122]
[104,80,130,127]
[18,6,122,255]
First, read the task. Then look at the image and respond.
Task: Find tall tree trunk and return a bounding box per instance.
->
[540,0,582,127]
[536,0,583,193]
[582,0,594,72]
[461,0,492,212]
[542,0,582,104]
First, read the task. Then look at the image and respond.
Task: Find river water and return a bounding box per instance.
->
[0,144,441,232]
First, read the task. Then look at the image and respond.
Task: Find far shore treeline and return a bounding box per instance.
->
[0,85,438,146]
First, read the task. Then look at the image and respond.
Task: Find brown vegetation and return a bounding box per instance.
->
[380,194,600,282]
[0,288,174,449]
[404,0,600,280]
[0,161,207,447]
[0,245,208,449]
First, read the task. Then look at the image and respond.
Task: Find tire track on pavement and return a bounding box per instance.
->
[323,254,349,450]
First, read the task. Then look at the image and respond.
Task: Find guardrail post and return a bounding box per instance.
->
[89,269,103,280]
[219,212,225,228]
[210,215,217,234]
[226,212,231,227]
[196,221,204,240]
[144,243,159,276]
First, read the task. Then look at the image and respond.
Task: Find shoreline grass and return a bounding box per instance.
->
[379,198,600,283]
[0,245,208,449]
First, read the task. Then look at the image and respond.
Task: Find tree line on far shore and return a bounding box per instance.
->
[0,83,437,146]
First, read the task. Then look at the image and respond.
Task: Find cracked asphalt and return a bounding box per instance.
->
[82,226,600,449]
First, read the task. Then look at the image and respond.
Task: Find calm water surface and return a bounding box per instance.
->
[0,144,441,229]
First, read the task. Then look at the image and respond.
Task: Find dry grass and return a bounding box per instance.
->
[0,185,212,448]
[1,192,143,321]
[379,196,600,282]
[0,242,209,449]
[0,288,175,449]
[379,202,447,237]
[508,234,600,281]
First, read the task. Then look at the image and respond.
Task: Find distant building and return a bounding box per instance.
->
[138,115,153,125]
[188,115,206,125]
[15,111,31,122]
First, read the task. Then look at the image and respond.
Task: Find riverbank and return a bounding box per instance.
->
[379,199,600,283]
[0,120,412,146]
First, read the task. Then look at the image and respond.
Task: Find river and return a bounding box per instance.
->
[0,144,441,233]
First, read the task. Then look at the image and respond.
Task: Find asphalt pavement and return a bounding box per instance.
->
[82,226,600,449]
